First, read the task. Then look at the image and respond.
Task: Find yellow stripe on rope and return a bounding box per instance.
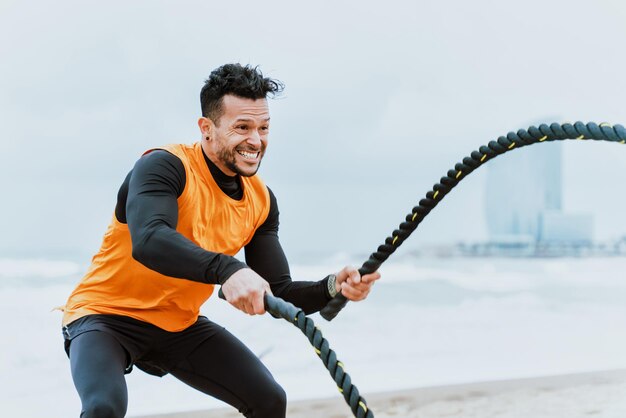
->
[456,170,462,179]
[315,348,321,355]
[480,154,487,162]
[539,135,547,142]
[600,122,612,128]
[359,401,368,413]
[337,362,344,368]
[412,212,418,221]
[433,190,439,199]
[338,387,343,393]
[392,236,398,245]
[508,142,516,149]
[577,135,585,140]
[621,140,625,144]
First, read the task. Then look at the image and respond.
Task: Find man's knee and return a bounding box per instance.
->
[248,382,286,418]
[81,397,126,418]
[264,383,287,414]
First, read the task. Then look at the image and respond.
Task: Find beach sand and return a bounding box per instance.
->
[135,369,626,418]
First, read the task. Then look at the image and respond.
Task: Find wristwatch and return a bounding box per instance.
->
[326,274,338,298]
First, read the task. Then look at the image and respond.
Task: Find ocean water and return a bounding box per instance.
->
[2,256,626,417]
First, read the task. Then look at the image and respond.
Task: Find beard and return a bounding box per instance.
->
[216,142,264,177]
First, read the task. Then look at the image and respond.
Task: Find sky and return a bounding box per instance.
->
[2,0,626,262]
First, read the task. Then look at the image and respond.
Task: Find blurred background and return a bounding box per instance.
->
[1,1,626,416]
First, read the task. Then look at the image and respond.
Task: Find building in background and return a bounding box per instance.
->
[479,140,594,256]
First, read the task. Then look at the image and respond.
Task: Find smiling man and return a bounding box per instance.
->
[61,63,380,418]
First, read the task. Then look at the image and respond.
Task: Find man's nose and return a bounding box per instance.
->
[247,129,262,146]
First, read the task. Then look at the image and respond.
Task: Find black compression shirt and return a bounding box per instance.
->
[113,148,331,314]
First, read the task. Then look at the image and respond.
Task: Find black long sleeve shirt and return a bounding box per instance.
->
[113,148,331,314]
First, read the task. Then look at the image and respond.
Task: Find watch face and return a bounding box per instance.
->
[328,274,338,297]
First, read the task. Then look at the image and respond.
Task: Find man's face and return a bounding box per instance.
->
[201,95,270,177]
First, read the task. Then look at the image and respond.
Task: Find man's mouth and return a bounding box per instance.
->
[237,150,260,160]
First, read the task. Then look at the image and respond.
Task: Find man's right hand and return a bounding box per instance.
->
[221,268,272,315]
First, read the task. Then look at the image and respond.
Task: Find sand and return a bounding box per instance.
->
[134,369,626,418]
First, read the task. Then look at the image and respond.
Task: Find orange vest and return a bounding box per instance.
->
[62,142,271,331]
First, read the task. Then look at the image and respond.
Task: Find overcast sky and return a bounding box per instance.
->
[2,0,626,262]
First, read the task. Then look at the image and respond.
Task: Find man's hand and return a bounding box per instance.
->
[221,268,272,315]
[334,266,381,301]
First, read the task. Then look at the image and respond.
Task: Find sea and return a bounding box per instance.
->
[2,254,626,417]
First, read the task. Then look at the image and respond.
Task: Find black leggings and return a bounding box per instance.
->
[68,325,286,418]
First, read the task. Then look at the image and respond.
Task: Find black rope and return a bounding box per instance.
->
[218,290,374,417]
[264,294,374,418]
[220,121,626,417]
[320,121,626,321]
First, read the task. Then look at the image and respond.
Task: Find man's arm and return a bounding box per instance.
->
[244,188,332,314]
[125,150,247,283]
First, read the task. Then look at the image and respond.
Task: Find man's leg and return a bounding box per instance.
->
[69,331,128,418]
[169,325,286,418]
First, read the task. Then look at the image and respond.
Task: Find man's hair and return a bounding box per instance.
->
[200,63,284,124]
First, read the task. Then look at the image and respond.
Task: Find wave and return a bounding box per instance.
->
[292,255,626,292]
[3,254,626,295]
[0,258,82,287]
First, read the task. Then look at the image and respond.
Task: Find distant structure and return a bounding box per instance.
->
[480,141,594,256]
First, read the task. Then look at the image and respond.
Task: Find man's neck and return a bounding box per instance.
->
[202,151,243,200]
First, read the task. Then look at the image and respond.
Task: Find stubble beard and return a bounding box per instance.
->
[217,146,263,177]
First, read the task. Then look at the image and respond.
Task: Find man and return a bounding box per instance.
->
[61,63,381,418]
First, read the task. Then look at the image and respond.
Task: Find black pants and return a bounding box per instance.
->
[64,315,286,418]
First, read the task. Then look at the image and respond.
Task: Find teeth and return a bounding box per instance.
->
[238,150,259,159]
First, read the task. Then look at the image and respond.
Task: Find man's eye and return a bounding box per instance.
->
[236,125,248,130]
[261,126,269,132]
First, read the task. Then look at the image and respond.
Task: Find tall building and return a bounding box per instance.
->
[484,141,592,245]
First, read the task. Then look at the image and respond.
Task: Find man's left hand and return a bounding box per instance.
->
[334,266,381,301]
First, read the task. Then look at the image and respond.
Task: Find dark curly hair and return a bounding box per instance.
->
[200,63,284,124]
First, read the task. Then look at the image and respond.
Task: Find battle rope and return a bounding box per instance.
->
[320,121,626,321]
[218,290,374,417]
[220,121,626,418]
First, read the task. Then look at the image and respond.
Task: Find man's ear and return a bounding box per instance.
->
[197,117,214,140]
